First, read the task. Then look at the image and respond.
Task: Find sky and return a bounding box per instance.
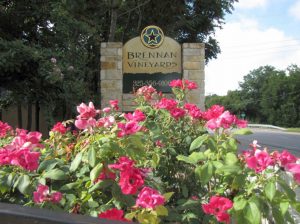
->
[205,0,300,96]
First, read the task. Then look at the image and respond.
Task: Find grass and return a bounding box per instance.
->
[286,128,300,133]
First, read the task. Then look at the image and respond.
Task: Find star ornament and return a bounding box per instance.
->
[140,25,164,48]
[145,29,159,44]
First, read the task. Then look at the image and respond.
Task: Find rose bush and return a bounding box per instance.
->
[0,79,300,224]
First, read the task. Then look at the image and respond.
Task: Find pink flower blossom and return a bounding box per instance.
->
[278,150,297,167]
[33,184,62,204]
[184,103,203,119]
[102,107,111,113]
[108,156,135,171]
[136,85,157,101]
[117,121,142,137]
[203,105,224,120]
[184,80,198,90]
[202,196,233,224]
[97,116,115,128]
[0,121,12,138]
[155,140,164,148]
[136,186,165,209]
[124,110,146,122]
[98,208,130,222]
[75,117,96,130]
[246,149,273,173]
[169,79,184,89]
[109,100,119,111]
[169,107,186,119]
[234,117,248,128]
[285,163,300,184]
[156,98,178,110]
[51,122,67,134]
[76,102,97,119]
[119,167,144,194]
[205,111,235,130]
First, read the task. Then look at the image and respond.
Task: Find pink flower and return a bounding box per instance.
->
[136,85,157,101]
[117,121,142,137]
[95,167,116,182]
[109,100,119,111]
[184,103,203,119]
[169,79,184,89]
[136,186,165,209]
[124,110,146,122]
[77,102,97,119]
[184,80,198,90]
[33,184,62,204]
[98,208,130,222]
[156,98,178,110]
[285,163,300,184]
[203,105,224,120]
[51,122,67,134]
[205,111,235,130]
[155,140,164,148]
[109,157,145,195]
[202,196,233,224]
[33,184,49,203]
[75,117,96,130]
[246,149,273,173]
[97,116,115,128]
[51,192,63,203]
[109,156,135,171]
[278,150,297,167]
[170,108,186,119]
[119,168,144,194]
[102,107,111,113]
[234,117,248,128]
[0,121,12,138]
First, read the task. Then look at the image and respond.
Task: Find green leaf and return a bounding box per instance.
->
[177,199,199,210]
[279,201,289,216]
[176,152,205,165]
[90,163,103,182]
[60,182,80,191]
[225,152,238,165]
[88,147,97,167]
[189,134,208,151]
[155,205,168,216]
[17,175,30,194]
[37,159,58,173]
[272,206,284,224]
[233,197,247,211]
[195,162,213,185]
[163,192,174,202]
[244,201,261,224]
[278,179,296,201]
[43,168,68,180]
[264,181,276,201]
[69,152,83,172]
[233,128,253,136]
[216,164,240,174]
[88,179,114,193]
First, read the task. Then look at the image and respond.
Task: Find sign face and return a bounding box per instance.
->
[123,25,181,74]
[123,73,181,93]
[123,25,181,93]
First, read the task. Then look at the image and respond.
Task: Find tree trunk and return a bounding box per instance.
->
[35,101,40,131]
[17,103,22,128]
[27,103,32,130]
[108,8,118,41]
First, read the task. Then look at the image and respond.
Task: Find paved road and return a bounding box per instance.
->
[236,129,300,156]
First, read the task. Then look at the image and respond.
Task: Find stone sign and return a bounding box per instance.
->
[100,25,205,111]
[123,25,181,93]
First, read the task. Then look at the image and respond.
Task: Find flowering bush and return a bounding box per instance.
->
[0,79,300,224]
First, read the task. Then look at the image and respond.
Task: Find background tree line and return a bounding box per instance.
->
[205,65,300,127]
[0,0,237,131]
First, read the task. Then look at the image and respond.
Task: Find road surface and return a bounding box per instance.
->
[236,129,300,156]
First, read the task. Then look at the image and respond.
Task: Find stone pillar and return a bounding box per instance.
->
[182,43,205,110]
[100,42,123,110]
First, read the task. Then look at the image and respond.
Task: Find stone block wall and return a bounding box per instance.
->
[100,42,205,111]
[182,43,205,110]
[100,42,123,110]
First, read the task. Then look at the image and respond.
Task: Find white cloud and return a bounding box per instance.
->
[289,1,300,21]
[205,17,300,95]
[235,0,269,9]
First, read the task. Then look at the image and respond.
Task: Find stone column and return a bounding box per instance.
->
[182,43,205,110]
[100,42,123,110]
